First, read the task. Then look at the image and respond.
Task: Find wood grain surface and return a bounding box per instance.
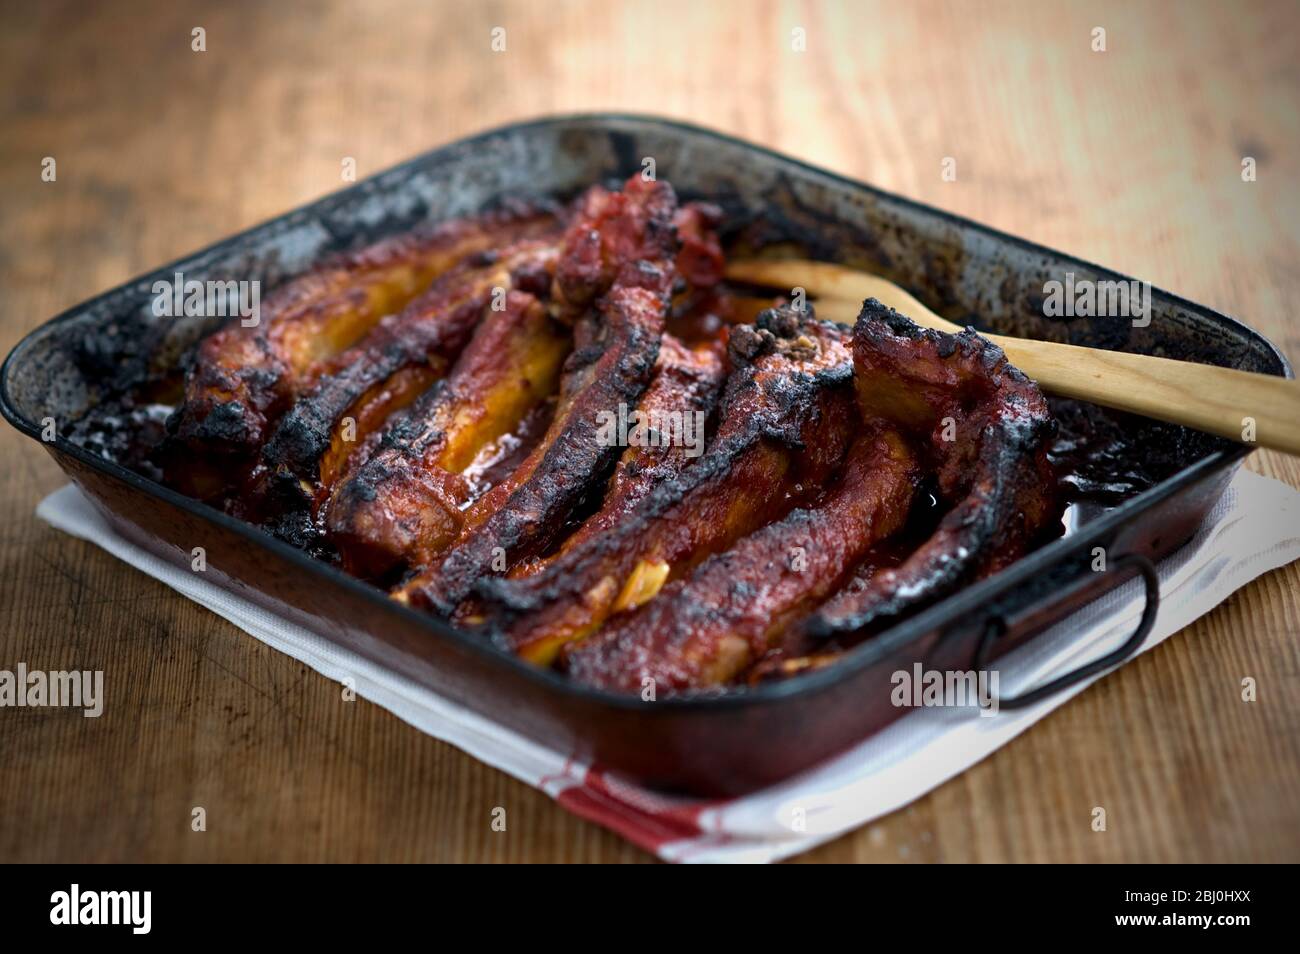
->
[1,0,1297,863]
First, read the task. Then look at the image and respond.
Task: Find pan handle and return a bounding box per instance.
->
[975,553,1160,711]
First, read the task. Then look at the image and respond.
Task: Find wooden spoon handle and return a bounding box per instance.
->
[726,259,1300,455]
[984,337,1300,453]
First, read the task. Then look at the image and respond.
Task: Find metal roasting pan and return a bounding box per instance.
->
[2,115,1290,795]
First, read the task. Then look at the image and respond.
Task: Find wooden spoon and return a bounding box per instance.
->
[725,259,1300,456]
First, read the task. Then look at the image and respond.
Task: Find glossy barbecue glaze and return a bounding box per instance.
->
[98,172,1070,694]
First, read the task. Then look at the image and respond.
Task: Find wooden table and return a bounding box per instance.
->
[2,0,1297,863]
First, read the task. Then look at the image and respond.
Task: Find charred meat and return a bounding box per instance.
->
[325,289,569,579]
[157,175,1063,696]
[789,298,1060,652]
[476,306,856,665]
[166,202,559,501]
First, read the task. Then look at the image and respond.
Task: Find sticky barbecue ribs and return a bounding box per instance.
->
[564,425,917,691]
[393,175,681,613]
[562,299,1059,692]
[160,173,1064,696]
[511,332,727,577]
[477,306,857,665]
[167,202,559,500]
[785,299,1060,655]
[259,237,562,493]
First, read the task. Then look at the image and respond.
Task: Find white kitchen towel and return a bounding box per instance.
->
[37,467,1300,863]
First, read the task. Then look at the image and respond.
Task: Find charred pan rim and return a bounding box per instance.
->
[1,112,1291,713]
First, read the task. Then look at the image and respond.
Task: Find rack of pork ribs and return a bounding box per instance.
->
[163,173,1063,695]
